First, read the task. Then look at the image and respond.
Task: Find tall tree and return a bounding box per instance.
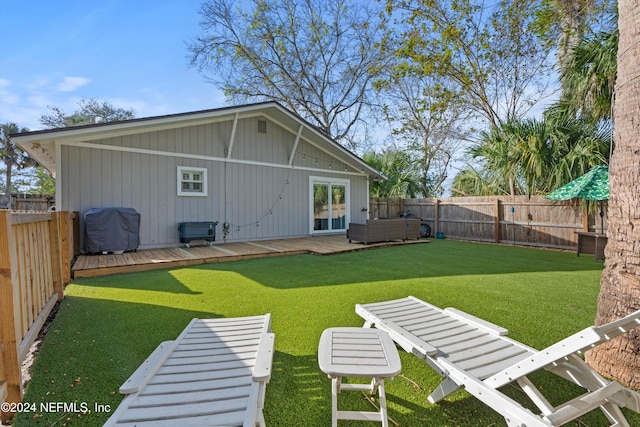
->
[40,98,135,129]
[584,0,640,389]
[385,0,554,129]
[376,71,470,197]
[533,0,614,94]
[188,0,387,150]
[0,123,33,207]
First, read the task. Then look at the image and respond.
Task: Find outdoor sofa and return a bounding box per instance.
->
[347,218,421,244]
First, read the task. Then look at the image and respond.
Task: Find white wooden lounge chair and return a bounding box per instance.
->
[356,296,640,427]
[104,314,275,427]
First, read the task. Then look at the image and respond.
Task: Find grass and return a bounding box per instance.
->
[13,239,639,426]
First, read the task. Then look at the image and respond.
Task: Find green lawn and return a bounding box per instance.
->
[14,239,639,426]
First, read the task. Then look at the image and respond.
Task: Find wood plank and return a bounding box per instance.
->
[121,252,136,266]
[10,213,51,225]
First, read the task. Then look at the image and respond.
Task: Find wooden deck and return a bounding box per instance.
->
[71,235,428,278]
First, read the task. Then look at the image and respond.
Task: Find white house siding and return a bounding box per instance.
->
[59,116,370,250]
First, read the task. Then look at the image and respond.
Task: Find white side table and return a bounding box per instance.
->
[318,327,402,427]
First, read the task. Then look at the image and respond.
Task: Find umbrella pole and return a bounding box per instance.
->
[599,200,604,235]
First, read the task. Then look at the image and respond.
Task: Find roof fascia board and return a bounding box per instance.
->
[268,103,384,179]
[11,102,278,143]
[12,112,267,147]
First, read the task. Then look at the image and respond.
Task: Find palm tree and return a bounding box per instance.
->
[558,27,617,124]
[584,0,640,389]
[544,116,611,191]
[454,116,611,197]
[363,151,423,199]
[468,123,523,196]
[0,123,33,207]
[450,166,508,197]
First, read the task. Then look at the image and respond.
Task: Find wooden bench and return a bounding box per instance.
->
[104,315,275,427]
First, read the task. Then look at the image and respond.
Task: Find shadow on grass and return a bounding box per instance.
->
[17,291,640,426]
[71,240,603,294]
[267,351,640,427]
[72,266,203,294]
[188,240,603,290]
[15,296,219,426]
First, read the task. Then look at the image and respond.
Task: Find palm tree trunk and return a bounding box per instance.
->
[584,0,640,389]
[4,167,11,197]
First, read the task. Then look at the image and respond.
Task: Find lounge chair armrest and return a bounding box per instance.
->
[119,340,177,394]
[253,333,275,382]
[444,308,509,336]
[596,309,640,339]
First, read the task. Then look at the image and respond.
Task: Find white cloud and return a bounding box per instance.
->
[56,76,91,92]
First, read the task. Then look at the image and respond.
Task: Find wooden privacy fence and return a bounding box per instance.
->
[0,210,77,422]
[10,194,56,212]
[370,196,607,250]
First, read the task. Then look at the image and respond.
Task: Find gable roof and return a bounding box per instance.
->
[11,101,385,180]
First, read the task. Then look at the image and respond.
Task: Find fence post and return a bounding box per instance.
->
[583,207,590,232]
[434,199,440,235]
[71,212,80,256]
[58,212,71,285]
[48,212,64,301]
[0,211,22,422]
[494,199,501,243]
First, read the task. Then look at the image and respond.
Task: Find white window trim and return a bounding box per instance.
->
[309,176,350,234]
[177,166,208,197]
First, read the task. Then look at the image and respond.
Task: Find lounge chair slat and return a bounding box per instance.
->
[445,339,516,363]
[143,376,251,394]
[118,397,248,422]
[109,411,247,427]
[129,385,251,407]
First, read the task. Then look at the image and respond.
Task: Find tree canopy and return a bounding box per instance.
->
[40,98,135,129]
[384,0,554,129]
[189,0,387,150]
[1,123,34,206]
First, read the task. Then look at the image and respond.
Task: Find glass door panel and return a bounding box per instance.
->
[313,183,329,231]
[331,185,346,230]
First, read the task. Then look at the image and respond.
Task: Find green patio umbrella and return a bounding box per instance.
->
[546,165,609,233]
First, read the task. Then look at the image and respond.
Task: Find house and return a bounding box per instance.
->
[12,102,385,251]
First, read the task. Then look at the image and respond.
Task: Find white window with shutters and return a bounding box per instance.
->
[177,166,207,196]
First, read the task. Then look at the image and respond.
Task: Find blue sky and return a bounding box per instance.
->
[0,0,226,130]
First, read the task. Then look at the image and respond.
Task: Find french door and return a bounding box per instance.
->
[310,177,349,233]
